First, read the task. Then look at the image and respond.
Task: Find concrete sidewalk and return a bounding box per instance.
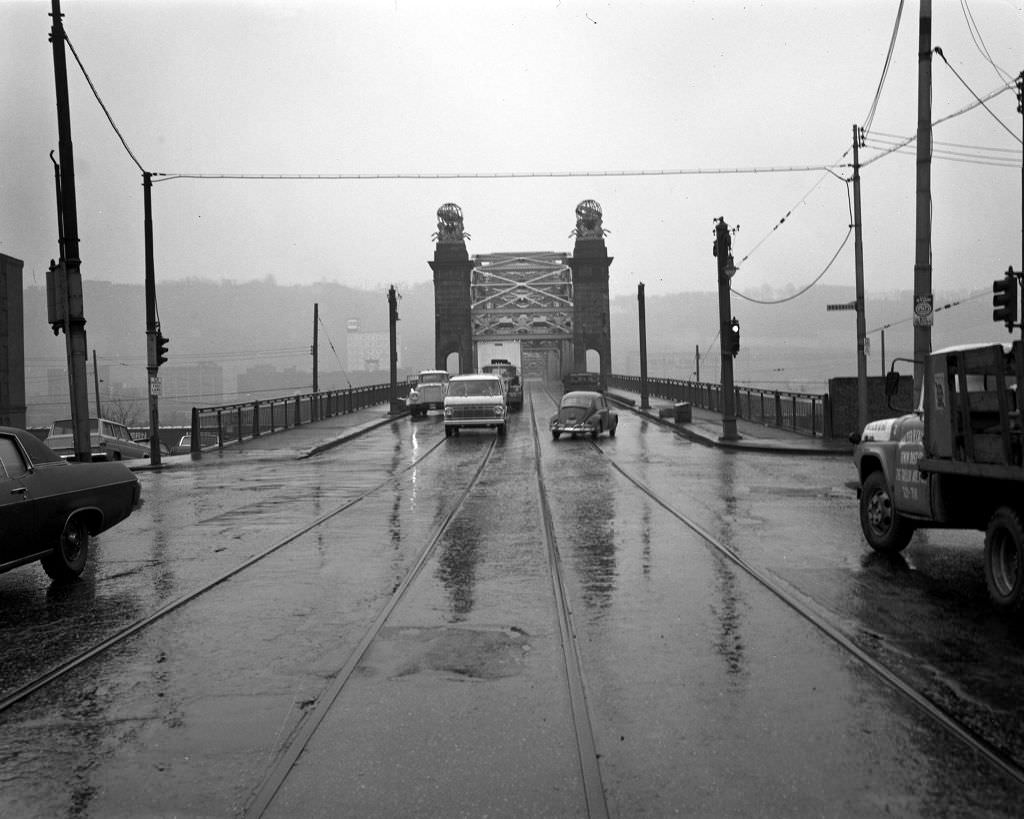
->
[607,389,852,455]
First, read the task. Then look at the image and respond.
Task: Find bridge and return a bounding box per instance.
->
[431,200,612,382]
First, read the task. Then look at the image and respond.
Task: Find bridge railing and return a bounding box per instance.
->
[607,374,831,438]
[189,383,394,455]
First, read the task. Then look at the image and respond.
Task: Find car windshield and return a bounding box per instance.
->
[419,373,447,384]
[561,397,595,410]
[448,380,500,397]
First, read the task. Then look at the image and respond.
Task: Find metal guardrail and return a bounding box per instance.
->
[189,383,395,455]
[608,374,832,438]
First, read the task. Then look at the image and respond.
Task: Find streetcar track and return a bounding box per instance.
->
[564,407,1024,789]
[529,393,610,819]
[245,438,497,817]
[0,435,454,715]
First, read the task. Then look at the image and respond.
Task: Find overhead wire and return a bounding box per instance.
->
[861,0,906,134]
[933,47,1022,144]
[63,32,144,174]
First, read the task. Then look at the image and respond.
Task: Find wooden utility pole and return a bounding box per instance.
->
[49,0,91,462]
[715,217,740,441]
[852,125,869,431]
[912,0,933,398]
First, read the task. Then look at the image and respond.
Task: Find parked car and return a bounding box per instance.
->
[551,391,618,440]
[173,431,221,455]
[443,374,507,437]
[0,426,141,581]
[45,417,150,461]
[407,369,450,418]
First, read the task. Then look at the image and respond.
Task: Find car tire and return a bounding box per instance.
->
[41,515,90,581]
[497,423,506,436]
[859,470,914,553]
[552,431,561,440]
[609,422,616,438]
[985,506,1024,613]
[444,426,453,438]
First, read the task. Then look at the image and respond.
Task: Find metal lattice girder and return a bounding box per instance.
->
[470,253,574,339]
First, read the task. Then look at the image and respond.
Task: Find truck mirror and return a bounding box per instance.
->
[885,370,900,398]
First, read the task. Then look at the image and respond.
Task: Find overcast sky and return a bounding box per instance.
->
[1,0,1021,304]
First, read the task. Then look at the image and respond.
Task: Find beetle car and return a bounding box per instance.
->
[443,374,507,437]
[551,390,618,440]
[0,426,141,581]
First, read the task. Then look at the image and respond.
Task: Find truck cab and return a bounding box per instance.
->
[853,341,1024,612]
[406,370,450,418]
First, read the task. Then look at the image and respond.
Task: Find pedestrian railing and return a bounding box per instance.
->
[189,383,394,455]
[608,374,831,438]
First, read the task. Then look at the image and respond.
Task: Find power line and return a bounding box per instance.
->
[63,31,144,173]
[862,0,906,134]
[934,47,1022,144]
[149,165,843,183]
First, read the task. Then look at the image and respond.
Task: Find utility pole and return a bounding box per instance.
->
[92,350,101,419]
[695,345,701,383]
[714,217,740,441]
[637,282,649,410]
[143,171,163,465]
[852,125,869,431]
[49,0,91,462]
[388,285,402,414]
[312,302,319,394]
[912,0,933,399]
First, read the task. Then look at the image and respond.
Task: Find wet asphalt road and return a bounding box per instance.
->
[2,387,1024,817]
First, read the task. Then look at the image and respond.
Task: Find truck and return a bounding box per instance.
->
[405,369,450,418]
[480,359,523,411]
[852,341,1024,612]
[476,340,523,411]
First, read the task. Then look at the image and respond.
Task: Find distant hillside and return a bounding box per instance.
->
[22,277,997,405]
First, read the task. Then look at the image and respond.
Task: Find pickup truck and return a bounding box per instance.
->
[852,342,1024,613]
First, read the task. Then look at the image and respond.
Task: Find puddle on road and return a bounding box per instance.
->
[368,626,532,681]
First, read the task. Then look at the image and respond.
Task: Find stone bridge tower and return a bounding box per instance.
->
[567,200,612,382]
[429,203,474,373]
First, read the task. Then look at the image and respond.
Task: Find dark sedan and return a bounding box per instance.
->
[0,427,141,581]
[550,391,618,440]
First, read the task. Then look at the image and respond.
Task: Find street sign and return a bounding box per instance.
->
[149,376,162,397]
[826,301,856,311]
[913,294,934,327]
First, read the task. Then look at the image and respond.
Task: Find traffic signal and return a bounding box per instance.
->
[156,333,170,367]
[724,317,740,355]
[992,271,1018,331]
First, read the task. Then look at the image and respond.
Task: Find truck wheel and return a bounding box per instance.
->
[859,471,914,553]
[984,507,1024,613]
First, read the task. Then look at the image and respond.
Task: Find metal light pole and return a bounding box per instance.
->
[715,217,740,441]
[638,282,649,410]
[143,171,162,465]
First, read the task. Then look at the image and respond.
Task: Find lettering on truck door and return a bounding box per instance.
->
[894,426,931,516]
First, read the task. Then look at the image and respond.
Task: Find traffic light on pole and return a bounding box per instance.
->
[992,270,1018,331]
[725,316,740,356]
[156,333,170,367]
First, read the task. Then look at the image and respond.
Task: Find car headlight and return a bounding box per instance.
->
[444,407,453,417]
[493,406,505,417]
